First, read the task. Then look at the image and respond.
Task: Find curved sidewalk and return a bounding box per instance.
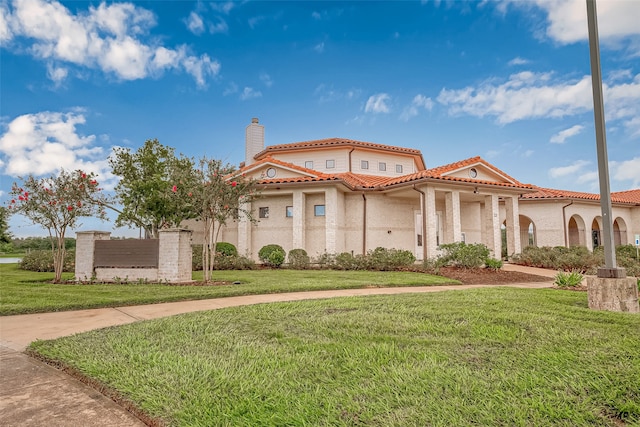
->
[0,266,555,426]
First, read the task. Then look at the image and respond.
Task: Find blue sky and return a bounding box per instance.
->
[1,0,639,237]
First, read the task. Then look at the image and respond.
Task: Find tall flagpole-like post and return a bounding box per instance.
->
[585,0,638,312]
[586,0,620,277]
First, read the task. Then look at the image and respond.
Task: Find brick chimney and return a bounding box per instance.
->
[245,118,264,165]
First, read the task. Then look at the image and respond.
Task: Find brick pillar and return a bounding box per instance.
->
[292,190,306,249]
[75,231,111,281]
[505,196,521,258]
[158,229,193,283]
[425,186,438,259]
[483,194,501,258]
[444,190,461,244]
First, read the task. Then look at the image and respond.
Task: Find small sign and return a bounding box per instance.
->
[636,234,640,246]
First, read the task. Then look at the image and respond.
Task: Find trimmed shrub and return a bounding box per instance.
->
[259,244,286,267]
[335,252,365,270]
[214,255,256,270]
[19,249,75,272]
[367,247,416,271]
[288,249,310,269]
[554,270,584,287]
[314,252,336,269]
[267,250,285,268]
[485,257,503,270]
[215,242,238,257]
[438,242,490,269]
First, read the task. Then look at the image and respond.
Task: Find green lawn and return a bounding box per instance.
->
[0,263,456,315]
[29,288,640,426]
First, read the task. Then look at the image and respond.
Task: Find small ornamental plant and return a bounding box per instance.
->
[7,169,109,282]
[554,270,584,288]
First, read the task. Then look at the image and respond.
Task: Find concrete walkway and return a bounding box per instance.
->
[0,265,555,426]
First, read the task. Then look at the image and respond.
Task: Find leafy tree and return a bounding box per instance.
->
[7,170,109,282]
[175,158,259,281]
[0,206,11,244]
[109,139,195,238]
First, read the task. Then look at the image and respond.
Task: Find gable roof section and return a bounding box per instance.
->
[254,138,426,170]
[522,187,640,205]
[383,156,535,190]
[238,156,324,178]
[243,155,536,191]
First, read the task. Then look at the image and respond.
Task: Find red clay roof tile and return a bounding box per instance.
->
[522,187,640,204]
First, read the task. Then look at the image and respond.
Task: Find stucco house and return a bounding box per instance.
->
[186,118,640,261]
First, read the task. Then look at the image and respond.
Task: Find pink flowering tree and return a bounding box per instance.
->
[7,169,109,282]
[174,158,259,281]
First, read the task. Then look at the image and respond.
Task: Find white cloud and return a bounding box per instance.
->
[185,11,204,35]
[46,62,67,85]
[508,57,529,66]
[523,149,534,158]
[550,124,584,144]
[549,159,590,178]
[314,84,361,104]
[365,93,391,114]
[260,72,273,87]
[0,111,115,187]
[612,157,640,188]
[240,87,262,100]
[400,94,434,121]
[314,42,325,53]
[504,0,640,55]
[437,71,640,136]
[312,11,322,20]
[208,18,228,35]
[210,2,235,15]
[223,82,238,96]
[3,0,220,87]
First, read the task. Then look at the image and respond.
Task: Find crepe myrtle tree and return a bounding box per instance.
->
[109,139,196,238]
[173,157,260,282]
[7,169,109,282]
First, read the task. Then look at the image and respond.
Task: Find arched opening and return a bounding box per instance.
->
[591,217,601,249]
[519,215,536,248]
[568,215,586,247]
[613,217,627,246]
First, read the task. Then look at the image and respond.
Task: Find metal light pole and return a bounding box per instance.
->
[585,0,625,279]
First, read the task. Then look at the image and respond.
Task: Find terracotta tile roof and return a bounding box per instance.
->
[382,156,535,190]
[253,138,426,170]
[612,189,640,204]
[334,173,393,189]
[522,187,640,205]
[237,156,330,179]
[428,156,522,184]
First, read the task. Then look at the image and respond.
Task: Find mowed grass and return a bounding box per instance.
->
[0,263,456,315]
[30,288,640,426]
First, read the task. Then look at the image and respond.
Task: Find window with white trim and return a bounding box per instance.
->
[395,164,403,173]
[361,160,369,170]
[379,162,386,171]
[314,205,325,216]
[305,161,313,169]
[326,159,335,169]
[259,207,269,219]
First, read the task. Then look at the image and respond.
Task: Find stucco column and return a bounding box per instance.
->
[444,190,462,244]
[75,231,111,281]
[237,200,252,258]
[505,196,521,258]
[483,194,501,258]
[292,190,306,249]
[158,229,193,283]
[325,187,338,254]
[425,186,438,259]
